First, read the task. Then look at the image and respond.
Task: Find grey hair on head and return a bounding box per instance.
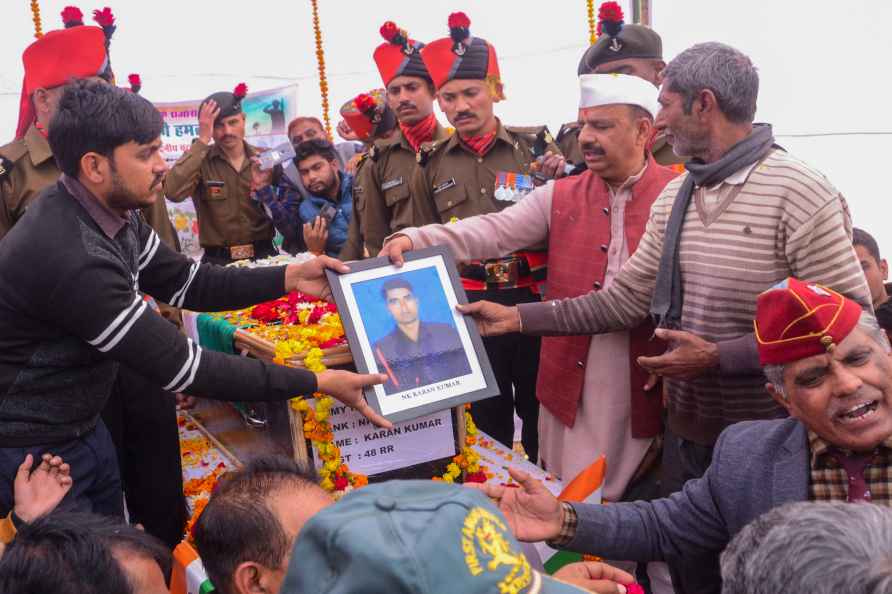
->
[764,311,890,397]
[721,501,892,594]
[662,42,759,123]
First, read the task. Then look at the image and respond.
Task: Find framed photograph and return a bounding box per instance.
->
[326,246,499,423]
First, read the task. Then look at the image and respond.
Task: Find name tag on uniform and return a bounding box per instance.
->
[381,177,403,191]
[433,178,456,195]
[493,171,534,202]
[207,180,225,198]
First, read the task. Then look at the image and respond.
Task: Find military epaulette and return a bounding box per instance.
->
[0,157,13,183]
[415,140,444,167]
[0,138,28,164]
[556,121,581,142]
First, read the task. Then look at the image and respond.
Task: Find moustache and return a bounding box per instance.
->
[454,112,475,122]
[580,143,606,156]
[150,175,164,190]
[397,101,417,111]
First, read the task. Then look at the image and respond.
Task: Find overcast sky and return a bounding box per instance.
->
[3,1,891,249]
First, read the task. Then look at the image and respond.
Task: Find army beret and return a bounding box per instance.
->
[577,3,662,76]
[202,83,248,124]
[578,24,663,75]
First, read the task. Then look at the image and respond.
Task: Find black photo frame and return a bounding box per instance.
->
[326,245,499,423]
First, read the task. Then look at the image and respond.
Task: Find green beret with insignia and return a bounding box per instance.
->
[577,2,662,75]
[280,480,588,594]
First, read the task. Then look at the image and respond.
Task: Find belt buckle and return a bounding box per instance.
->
[485,259,518,285]
[229,244,255,260]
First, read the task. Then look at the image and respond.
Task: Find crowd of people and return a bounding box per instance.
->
[1,2,892,594]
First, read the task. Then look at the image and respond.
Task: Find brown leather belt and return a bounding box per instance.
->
[460,256,530,285]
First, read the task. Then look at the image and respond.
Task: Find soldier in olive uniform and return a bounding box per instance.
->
[555,6,682,168]
[0,21,112,240]
[403,12,561,461]
[164,83,277,266]
[0,16,187,548]
[339,20,452,261]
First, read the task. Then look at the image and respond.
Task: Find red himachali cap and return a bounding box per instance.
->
[339,89,396,142]
[373,21,431,85]
[419,12,501,91]
[16,25,108,139]
[754,277,862,365]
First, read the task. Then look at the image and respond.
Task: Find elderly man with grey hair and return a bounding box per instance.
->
[472,278,892,594]
[721,501,892,594]
[452,41,871,593]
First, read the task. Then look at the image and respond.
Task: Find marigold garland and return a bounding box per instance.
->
[586,0,597,45]
[31,0,43,38]
[209,292,489,495]
[310,0,332,140]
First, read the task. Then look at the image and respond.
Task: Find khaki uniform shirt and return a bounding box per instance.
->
[556,122,683,167]
[140,193,180,252]
[352,123,451,257]
[409,121,560,226]
[163,140,273,248]
[0,125,60,240]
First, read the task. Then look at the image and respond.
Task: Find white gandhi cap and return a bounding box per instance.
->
[578,73,660,119]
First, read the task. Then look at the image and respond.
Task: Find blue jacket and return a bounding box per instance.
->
[566,418,811,593]
[298,172,353,257]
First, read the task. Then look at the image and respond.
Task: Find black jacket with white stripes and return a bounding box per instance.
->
[0,178,318,447]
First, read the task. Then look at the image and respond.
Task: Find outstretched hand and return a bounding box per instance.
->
[285,255,349,301]
[465,466,563,542]
[316,369,392,428]
[553,561,637,594]
[14,453,73,523]
[455,301,521,337]
[378,235,414,267]
[637,328,719,380]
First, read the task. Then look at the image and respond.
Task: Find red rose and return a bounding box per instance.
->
[61,6,84,27]
[598,1,624,22]
[448,11,471,30]
[233,83,248,100]
[354,93,378,115]
[92,7,115,27]
[379,21,399,42]
[333,476,349,490]
[464,471,487,484]
[626,585,644,594]
[597,1,624,36]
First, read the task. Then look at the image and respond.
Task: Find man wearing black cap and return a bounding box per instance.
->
[164,83,278,266]
[557,2,679,167]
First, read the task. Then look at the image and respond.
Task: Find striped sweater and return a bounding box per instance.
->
[519,149,871,445]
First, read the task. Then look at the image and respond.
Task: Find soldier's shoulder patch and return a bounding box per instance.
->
[0,157,13,183]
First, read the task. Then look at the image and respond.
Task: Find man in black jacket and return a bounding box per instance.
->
[0,79,388,518]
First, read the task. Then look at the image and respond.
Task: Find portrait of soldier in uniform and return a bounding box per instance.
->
[372,276,471,395]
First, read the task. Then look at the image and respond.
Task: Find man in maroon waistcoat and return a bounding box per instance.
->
[381,74,678,591]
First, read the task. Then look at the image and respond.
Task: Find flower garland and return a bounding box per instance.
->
[434,405,489,484]
[586,0,597,45]
[210,292,491,495]
[31,0,43,38]
[310,0,332,140]
[289,351,368,497]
